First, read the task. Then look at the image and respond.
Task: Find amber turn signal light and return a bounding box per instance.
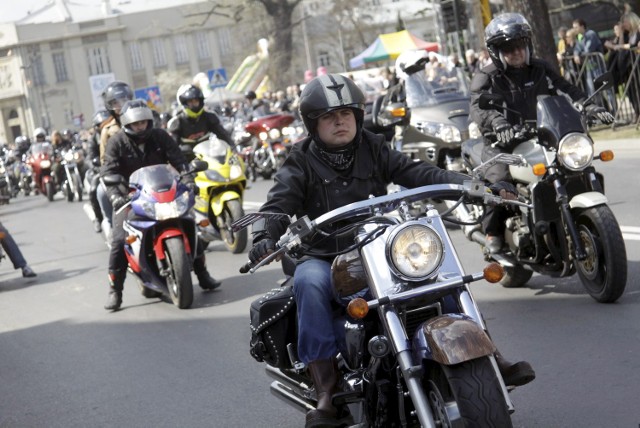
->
[390,107,406,117]
[125,235,137,245]
[483,262,505,283]
[532,163,547,176]
[198,219,210,227]
[598,150,614,162]
[347,298,369,319]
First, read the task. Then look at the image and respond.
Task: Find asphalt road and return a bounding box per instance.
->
[0,137,638,427]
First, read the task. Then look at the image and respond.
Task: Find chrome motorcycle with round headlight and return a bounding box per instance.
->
[234,182,524,428]
[458,73,627,302]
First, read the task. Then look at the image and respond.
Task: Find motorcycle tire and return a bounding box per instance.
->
[429,357,512,427]
[575,205,627,303]
[72,174,83,202]
[45,181,55,202]
[500,264,533,288]
[65,181,74,202]
[163,236,194,309]
[219,199,248,254]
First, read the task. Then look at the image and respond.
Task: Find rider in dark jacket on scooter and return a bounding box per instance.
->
[249,73,535,428]
[470,12,614,254]
[168,84,231,161]
[101,100,221,311]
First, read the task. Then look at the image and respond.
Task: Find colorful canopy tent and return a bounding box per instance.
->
[349,30,439,69]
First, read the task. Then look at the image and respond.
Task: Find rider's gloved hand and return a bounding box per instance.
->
[585,104,615,124]
[110,194,128,211]
[491,117,515,148]
[489,181,518,200]
[249,238,277,264]
[182,180,197,194]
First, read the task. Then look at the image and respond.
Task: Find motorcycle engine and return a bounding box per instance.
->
[505,216,533,255]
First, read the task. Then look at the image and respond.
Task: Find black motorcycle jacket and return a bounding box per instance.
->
[168,111,231,160]
[470,59,586,136]
[101,128,188,201]
[252,130,468,258]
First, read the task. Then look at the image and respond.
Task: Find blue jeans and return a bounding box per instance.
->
[0,221,27,269]
[294,258,344,364]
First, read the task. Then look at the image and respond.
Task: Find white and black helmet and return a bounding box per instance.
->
[120,99,154,139]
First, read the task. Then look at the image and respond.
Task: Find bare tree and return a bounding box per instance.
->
[505,0,559,73]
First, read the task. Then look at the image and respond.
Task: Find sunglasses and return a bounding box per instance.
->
[501,39,527,53]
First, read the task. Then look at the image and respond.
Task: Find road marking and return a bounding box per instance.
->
[621,226,640,241]
[244,201,263,209]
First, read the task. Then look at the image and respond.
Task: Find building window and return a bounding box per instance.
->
[52,52,69,82]
[218,27,231,55]
[128,42,144,71]
[174,34,189,64]
[318,50,331,67]
[195,31,211,60]
[26,45,46,86]
[86,46,111,75]
[151,39,167,67]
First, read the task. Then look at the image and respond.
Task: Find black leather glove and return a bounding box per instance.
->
[183,181,197,194]
[110,194,128,211]
[492,117,515,147]
[585,104,614,124]
[489,181,518,200]
[249,238,276,264]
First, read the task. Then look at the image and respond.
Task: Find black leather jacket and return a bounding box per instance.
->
[100,128,187,201]
[470,59,586,136]
[168,111,231,160]
[253,130,468,257]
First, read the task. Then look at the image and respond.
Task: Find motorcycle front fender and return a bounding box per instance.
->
[413,314,496,365]
[569,191,608,209]
[153,228,192,260]
[211,190,242,216]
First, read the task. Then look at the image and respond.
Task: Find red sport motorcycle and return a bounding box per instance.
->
[27,142,56,201]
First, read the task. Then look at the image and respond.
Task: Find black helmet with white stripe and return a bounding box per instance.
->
[299,74,366,138]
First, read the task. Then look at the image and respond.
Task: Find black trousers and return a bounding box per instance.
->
[481,144,512,236]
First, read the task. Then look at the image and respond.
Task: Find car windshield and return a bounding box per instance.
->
[404,66,470,108]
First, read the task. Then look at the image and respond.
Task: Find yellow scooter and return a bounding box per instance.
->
[192,135,248,254]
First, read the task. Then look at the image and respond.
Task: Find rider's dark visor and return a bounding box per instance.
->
[500,38,528,53]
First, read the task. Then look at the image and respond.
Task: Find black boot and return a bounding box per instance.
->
[495,349,535,387]
[197,271,221,290]
[104,271,124,311]
[305,358,351,428]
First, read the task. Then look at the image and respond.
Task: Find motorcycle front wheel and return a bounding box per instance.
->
[163,236,194,309]
[575,205,627,303]
[426,358,512,428]
[219,199,248,254]
[45,181,55,202]
[72,173,83,202]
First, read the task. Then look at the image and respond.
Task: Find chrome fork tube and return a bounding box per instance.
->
[382,307,436,428]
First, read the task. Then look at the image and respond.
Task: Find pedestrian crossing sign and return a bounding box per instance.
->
[207,68,228,89]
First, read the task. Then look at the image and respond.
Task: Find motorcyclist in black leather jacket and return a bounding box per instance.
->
[101,100,221,311]
[248,73,535,428]
[470,12,615,254]
[167,84,231,161]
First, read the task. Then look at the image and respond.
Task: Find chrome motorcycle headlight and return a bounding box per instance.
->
[259,131,268,141]
[416,121,462,143]
[64,152,74,162]
[268,128,281,139]
[557,133,593,171]
[386,222,444,281]
[40,160,51,168]
[468,121,483,139]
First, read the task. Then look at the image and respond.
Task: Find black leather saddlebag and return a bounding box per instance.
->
[249,285,297,368]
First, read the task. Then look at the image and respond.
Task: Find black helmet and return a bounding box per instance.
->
[14,135,31,150]
[159,112,172,124]
[120,99,154,139]
[92,109,111,130]
[176,84,205,118]
[102,80,134,114]
[298,73,366,136]
[62,129,74,140]
[244,90,257,100]
[484,13,533,70]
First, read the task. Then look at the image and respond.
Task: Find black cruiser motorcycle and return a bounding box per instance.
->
[457,72,627,302]
[234,182,527,428]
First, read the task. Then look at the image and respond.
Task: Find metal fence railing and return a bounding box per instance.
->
[561,51,640,129]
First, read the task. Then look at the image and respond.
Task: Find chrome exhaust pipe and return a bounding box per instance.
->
[265,366,312,396]
[270,381,315,413]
